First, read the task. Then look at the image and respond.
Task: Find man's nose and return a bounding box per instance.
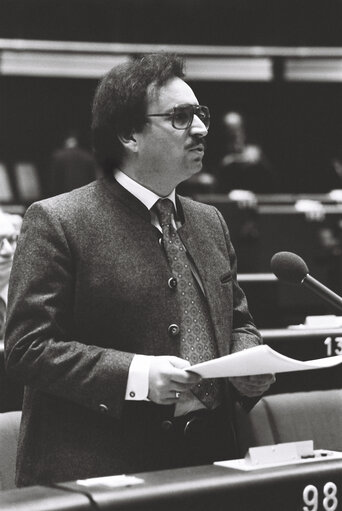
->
[190,114,208,137]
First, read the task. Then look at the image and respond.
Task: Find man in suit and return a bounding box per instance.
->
[5,53,274,487]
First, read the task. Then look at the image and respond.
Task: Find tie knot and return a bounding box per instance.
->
[154,198,174,227]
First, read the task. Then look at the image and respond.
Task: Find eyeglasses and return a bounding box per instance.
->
[0,234,18,251]
[147,104,210,130]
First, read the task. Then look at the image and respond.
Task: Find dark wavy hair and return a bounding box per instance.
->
[91,53,185,175]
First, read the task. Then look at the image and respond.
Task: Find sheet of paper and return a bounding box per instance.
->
[77,475,144,487]
[186,344,342,378]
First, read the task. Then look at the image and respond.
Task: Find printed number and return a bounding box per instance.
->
[334,337,342,356]
[324,337,342,357]
[323,482,338,511]
[302,482,338,511]
[303,485,319,511]
[325,337,333,356]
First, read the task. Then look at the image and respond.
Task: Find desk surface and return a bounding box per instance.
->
[1,458,342,511]
[260,327,342,341]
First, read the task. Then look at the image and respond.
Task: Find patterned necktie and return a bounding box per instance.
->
[0,297,6,339]
[155,198,221,409]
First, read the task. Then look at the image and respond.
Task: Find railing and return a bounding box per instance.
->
[1,40,342,80]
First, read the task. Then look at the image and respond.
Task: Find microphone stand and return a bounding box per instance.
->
[302,274,342,312]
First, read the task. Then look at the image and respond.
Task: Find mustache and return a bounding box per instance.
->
[0,258,13,266]
[186,137,207,151]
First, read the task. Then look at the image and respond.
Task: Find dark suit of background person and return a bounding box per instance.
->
[5,54,274,487]
[217,112,277,194]
[49,133,98,196]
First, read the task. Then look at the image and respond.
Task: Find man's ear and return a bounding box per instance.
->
[117,132,138,153]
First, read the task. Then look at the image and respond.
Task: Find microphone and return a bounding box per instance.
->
[271,251,342,312]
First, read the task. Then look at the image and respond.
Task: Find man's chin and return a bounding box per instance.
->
[192,162,203,175]
[176,161,203,187]
[189,159,203,173]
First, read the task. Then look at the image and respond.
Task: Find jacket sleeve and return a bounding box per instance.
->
[4,202,134,419]
[215,208,262,352]
[215,207,264,412]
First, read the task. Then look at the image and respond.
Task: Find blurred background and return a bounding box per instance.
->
[0,0,341,195]
[2,0,342,410]
[1,0,342,330]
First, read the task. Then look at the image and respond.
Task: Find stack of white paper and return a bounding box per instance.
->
[186,344,342,378]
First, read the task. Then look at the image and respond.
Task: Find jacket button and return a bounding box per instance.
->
[168,277,177,289]
[161,420,173,432]
[158,237,163,246]
[99,403,109,414]
[168,324,180,337]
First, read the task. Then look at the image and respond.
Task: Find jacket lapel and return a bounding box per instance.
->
[98,176,152,223]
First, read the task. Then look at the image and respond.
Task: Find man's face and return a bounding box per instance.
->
[134,77,208,193]
[0,213,20,290]
[223,113,245,153]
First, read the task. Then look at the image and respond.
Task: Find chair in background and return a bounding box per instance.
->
[0,411,21,490]
[0,163,15,204]
[235,389,342,457]
[13,162,42,204]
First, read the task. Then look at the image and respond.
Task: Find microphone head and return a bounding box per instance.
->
[271,251,309,284]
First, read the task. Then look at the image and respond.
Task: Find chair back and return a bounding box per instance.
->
[235,389,342,456]
[0,163,15,203]
[13,162,42,203]
[0,411,21,490]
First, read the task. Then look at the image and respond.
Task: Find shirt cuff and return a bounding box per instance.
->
[125,354,153,401]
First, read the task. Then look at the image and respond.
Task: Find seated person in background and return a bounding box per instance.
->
[217,111,277,195]
[177,168,218,197]
[49,131,98,196]
[0,210,22,338]
[325,128,342,196]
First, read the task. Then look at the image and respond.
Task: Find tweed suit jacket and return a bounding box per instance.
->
[5,176,261,486]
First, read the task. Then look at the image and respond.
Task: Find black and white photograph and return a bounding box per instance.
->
[0,2,342,510]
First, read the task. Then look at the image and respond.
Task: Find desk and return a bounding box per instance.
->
[196,195,342,288]
[195,193,342,206]
[238,273,342,328]
[261,328,342,394]
[0,485,89,511]
[1,459,342,511]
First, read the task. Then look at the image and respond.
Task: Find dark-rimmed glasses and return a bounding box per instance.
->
[147,104,210,130]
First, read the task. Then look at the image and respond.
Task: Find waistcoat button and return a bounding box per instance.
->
[168,324,180,337]
[168,277,177,289]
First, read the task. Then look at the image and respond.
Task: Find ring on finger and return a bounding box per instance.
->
[175,391,181,399]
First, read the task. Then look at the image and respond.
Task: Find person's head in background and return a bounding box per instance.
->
[63,130,80,150]
[222,111,246,153]
[0,210,22,295]
[91,53,208,195]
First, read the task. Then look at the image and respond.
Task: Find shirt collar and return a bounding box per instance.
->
[0,284,8,305]
[114,169,177,212]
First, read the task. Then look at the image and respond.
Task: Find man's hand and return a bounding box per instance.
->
[230,374,276,397]
[148,356,201,405]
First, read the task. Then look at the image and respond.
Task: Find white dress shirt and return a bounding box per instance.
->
[0,284,8,306]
